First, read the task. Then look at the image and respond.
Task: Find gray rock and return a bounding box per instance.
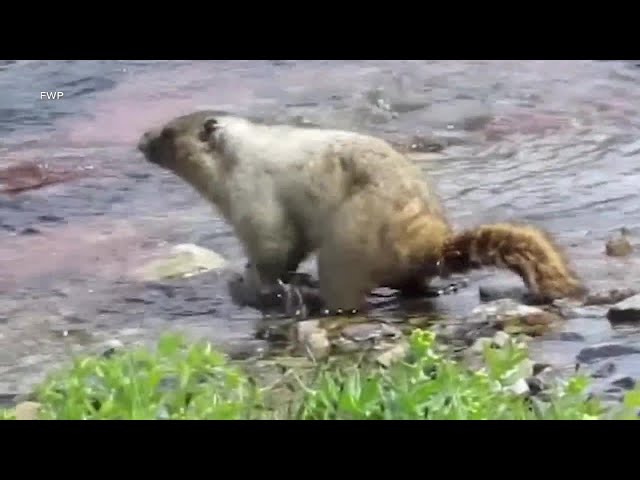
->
[567,306,609,320]
[533,363,552,376]
[607,294,640,324]
[535,366,562,391]
[576,343,640,363]
[526,377,545,395]
[468,299,558,336]
[584,288,637,306]
[492,331,511,348]
[478,279,528,303]
[98,339,124,358]
[376,342,409,368]
[407,135,445,153]
[470,337,493,354]
[591,362,617,379]
[332,337,362,354]
[611,376,636,390]
[469,299,547,322]
[341,322,401,343]
[544,332,587,342]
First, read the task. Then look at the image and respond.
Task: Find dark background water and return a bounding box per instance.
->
[1,60,640,396]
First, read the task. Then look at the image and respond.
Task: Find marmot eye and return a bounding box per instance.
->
[161,127,176,139]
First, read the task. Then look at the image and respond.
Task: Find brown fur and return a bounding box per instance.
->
[440,223,584,301]
[137,111,585,312]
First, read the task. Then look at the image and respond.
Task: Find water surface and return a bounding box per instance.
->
[1,60,640,396]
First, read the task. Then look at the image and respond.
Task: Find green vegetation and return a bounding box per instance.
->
[2,329,639,420]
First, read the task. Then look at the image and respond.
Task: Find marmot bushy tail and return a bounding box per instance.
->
[440,222,584,301]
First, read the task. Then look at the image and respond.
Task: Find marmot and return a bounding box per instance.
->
[137,111,585,313]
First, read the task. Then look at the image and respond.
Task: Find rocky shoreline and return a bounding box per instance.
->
[4,233,640,417]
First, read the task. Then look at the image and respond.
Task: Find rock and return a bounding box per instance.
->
[478,278,528,303]
[341,322,402,343]
[471,337,493,354]
[406,314,442,328]
[492,331,511,348]
[407,135,445,153]
[305,332,331,361]
[534,366,561,391]
[553,300,607,319]
[504,378,530,396]
[137,244,227,281]
[98,339,124,358]
[332,337,363,354]
[611,376,636,390]
[463,325,503,345]
[526,377,545,395]
[470,299,551,322]
[469,299,559,336]
[294,320,330,361]
[14,401,41,420]
[376,342,409,367]
[605,229,633,257]
[576,343,640,364]
[431,323,471,343]
[584,288,637,306]
[533,363,552,376]
[607,293,640,324]
[591,362,617,379]
[543,332,586,342]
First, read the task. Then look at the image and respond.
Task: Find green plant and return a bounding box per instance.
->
[293,330,636,420]
[2,329,638,420]
[32,334,261,420]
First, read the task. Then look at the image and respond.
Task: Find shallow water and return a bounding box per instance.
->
[1,60,640,397]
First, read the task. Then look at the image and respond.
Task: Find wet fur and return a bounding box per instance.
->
[137,111,585,312]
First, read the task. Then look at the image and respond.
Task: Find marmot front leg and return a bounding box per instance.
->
[230,217,322,316]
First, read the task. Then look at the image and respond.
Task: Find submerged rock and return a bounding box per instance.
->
[543,332,586,342]
[98,339,125,358]
[584,288,637,306]
[611,376,636,390]
[605,229,633,257]
[591,362,617,379]
[576,343,640,363]
[478,277,528,303]
[136,244,227,281]
[341,322,402,343]
[468,299,559,336]
[607,293,640,324]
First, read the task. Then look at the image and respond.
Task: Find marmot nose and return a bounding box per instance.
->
[137,131,153,153]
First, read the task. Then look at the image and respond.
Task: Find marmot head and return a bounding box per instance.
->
[137,110,223,175]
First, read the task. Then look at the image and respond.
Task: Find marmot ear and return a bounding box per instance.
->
[203,117,218,137]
